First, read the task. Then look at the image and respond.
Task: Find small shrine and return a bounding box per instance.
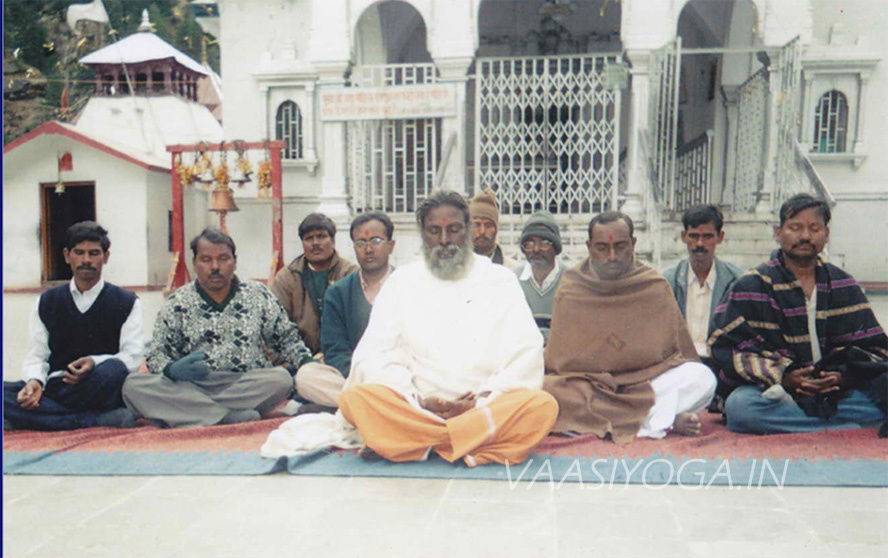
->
[79,10,206,102]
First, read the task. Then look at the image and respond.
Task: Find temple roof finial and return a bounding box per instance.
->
[138,8,155,33]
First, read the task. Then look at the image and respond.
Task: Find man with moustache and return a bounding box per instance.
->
[544,212,716,443]
[469,188,518,269]
[269,213,358,355]
[3,221,142,430]
[337,190,558,467]
[293,212,396,409]
[513,210,567,343]
[122,228,311,428]
[709,194,887,434]
[662,205,744,360]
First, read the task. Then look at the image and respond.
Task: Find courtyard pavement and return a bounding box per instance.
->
[3,293,887,558]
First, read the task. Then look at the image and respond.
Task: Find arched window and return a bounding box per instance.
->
[275,101,304,159]
[813,90,848,153]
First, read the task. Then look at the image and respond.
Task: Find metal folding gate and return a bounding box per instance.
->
[474,54,621,215]
[347,64,441,213]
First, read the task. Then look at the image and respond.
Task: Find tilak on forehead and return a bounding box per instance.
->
[608,234,614,243]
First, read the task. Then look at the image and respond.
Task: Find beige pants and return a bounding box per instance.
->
[294,362,347,407]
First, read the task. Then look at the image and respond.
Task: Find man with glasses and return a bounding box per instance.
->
[514,211,566,343]
[293,212,396,410]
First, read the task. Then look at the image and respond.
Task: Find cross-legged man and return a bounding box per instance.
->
[122,228,313,428]
[338,190,558,467]
[269,213,358,354]
[4,221,142,430]
[709,194,887,434]
[544,212,716,443]
[295,212,396,409]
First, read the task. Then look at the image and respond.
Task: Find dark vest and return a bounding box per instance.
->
[38,283,137,372]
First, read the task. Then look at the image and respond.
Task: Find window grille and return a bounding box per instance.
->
[276,101,304,159]
[812,90,847,153]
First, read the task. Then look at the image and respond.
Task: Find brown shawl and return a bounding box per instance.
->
[544,258,698,443]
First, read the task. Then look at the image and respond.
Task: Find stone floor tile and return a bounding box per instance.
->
[823,542,888,558]
[345,476,452,501]
[776,487,888,512]
[446,478,556,503]
[804,510,888,545]
[677,506,815,543]
[688,540,839,558]
[423,499,555,558]
[665,485,785,509]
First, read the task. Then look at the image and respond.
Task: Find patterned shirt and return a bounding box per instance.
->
[147,277,311,375]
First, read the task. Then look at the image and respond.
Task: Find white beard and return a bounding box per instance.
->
[422,236,474,281]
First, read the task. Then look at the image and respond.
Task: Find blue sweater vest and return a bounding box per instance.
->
[38,283,137,372]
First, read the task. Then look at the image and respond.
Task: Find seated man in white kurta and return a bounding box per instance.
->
[337,190,558,467]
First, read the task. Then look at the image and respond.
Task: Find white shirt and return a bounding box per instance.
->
[807,290,822,363]
[350,254,544,407]
[517,258,566,296]
[685,264,717,357]
[21,279,144,385]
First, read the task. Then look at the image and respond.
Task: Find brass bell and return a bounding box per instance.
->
[209,188,239,213]
[209,188,238,234]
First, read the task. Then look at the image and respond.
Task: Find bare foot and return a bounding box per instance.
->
[672,412,702,436]
[358,445,386,462]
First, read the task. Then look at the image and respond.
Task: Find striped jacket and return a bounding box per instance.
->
[708,249,888,392]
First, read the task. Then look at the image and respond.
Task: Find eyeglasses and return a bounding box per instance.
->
[522,239,554,251]
[354,237,388,250]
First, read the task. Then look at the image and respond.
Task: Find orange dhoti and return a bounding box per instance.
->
[339,385,558,467]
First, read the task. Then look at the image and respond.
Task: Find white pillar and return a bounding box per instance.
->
[720,84,740,206]
[799,73,815,152]
[315,62,351,218]
[622,49,651,221]
[303,81,318,163]
[853,73,870,158]
[434,57,472,195]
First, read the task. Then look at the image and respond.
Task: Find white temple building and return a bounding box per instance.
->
[3,11,222,289]
[208,0,886,284]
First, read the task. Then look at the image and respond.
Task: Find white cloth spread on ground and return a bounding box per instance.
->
[260,254,545,458]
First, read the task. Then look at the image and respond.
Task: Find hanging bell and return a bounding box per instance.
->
[229,165,250,189]
[209,188,239,213]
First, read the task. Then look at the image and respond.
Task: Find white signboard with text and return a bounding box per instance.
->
[319,83,457,121]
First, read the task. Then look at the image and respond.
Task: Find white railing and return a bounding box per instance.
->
[349,63,437,87]
[774,139,836,208]
[673,129,713,211]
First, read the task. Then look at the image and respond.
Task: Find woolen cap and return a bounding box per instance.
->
[520,210,562,255]
[469,188,500,227]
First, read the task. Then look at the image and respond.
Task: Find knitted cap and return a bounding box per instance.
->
[520,210,562,255]
[469,188,500,227]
